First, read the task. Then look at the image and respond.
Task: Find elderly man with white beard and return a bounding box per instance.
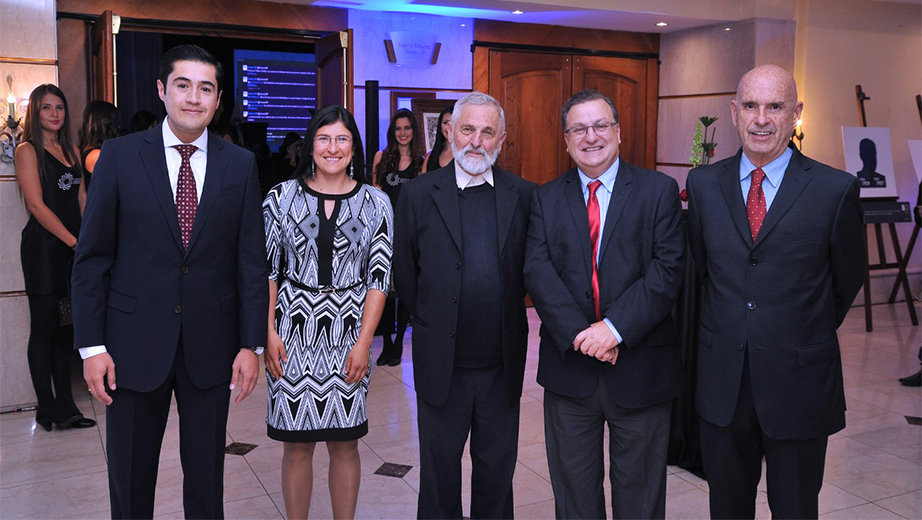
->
[393,92,537,519]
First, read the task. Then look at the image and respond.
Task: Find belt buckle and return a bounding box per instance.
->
[318,286,336,294]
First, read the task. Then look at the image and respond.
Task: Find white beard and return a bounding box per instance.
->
[451,140,502,175]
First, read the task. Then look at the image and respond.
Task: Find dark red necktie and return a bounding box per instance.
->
[746,167,766,242]
[587,180,602,321]
[173,144,198,249]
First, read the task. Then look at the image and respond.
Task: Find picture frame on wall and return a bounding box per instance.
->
[842,126,899,199]
[411,98,456,152]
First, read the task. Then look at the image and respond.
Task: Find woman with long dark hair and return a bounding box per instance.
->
[371,108,423,366]
[79,100,120,190]
[422,103,454,172]
[263,105,392,519]
[14,84,95,431]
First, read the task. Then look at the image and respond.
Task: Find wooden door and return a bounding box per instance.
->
[91,10,118,103]
[573,56,656,169]
[316,30,353,111]
[488,51,571,186]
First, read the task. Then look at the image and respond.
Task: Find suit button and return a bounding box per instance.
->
[449,330,455,338]
[174,305,182,314]
[750,257,758,266]
[181,266,190,274]
[737,344,744,351]
[456,262,462,270]
[747,301,756,310]
[585,291,592,300]
[452,296,458,303]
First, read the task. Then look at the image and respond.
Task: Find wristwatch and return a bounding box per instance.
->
[241,346,265,356]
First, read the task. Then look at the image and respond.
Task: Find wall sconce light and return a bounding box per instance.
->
[1,75,23,164]
[792,118,804,151]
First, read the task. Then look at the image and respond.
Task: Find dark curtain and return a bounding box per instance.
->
[116,31,165,130]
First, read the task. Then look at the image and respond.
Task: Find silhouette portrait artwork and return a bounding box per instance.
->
[857,138,887,188]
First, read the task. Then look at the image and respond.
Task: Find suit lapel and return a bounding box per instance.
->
[140,125,183,251]
[752,146,813,248]
[186,134,226,254]
[433,168,463,253]
[564,170,594,279]
[598,161,634,261]
[718,150,752,246]
[493,167,519,256]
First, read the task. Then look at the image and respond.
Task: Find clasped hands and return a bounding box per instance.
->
[573,321,620,365]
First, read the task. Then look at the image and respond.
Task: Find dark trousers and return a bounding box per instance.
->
[700,354,828,519]
[106,343,231,519]
[27,293,78,418]
[417,365,519,519]
[544,380,671,520]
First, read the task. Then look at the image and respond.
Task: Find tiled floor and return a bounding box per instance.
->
[1,305,920,519]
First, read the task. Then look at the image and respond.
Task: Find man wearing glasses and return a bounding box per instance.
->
[525,90,685,518]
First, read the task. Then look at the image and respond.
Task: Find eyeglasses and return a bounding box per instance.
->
[313,135,352,146]
[564,121,617,137]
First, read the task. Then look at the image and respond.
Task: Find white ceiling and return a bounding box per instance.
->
[283,0,738,32]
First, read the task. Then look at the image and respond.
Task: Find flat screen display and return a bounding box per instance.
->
[234,49,317,152]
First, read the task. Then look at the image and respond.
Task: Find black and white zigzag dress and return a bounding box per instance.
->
[263,178,393,442]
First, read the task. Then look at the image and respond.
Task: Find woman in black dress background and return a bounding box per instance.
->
[14,84,95,431]
[78,100,120,191]
[371,108,423,366]
[422,103,454,173]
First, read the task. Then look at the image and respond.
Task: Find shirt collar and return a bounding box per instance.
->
[578,157,620,194]
[454,161,494,190]
[740,146,793,188]
[162,118,209,154]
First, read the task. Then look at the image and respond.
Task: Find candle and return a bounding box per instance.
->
[6,93,16,121]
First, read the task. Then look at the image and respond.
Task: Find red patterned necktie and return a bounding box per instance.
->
[173,144,198,249]
[587,180,602,321]
[747,167,766,242]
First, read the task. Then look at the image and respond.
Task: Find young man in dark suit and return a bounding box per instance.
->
[686,64,866,519]
[393,92,536,519]
[525,90,685,519]
[72,45,268,519]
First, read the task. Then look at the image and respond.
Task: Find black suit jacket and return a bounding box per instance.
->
[524,161,685,409]
[393,163,536,408]
[72,125,268,392]
[686,144,865,439]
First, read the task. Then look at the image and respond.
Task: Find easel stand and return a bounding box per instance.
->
[856,85,919,331]
[864,217,918,332]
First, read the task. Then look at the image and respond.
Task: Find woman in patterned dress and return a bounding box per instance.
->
[263,105,392,519]
[371,108,423,366]
[15,84,95,431]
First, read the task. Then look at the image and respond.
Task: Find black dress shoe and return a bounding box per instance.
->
[34,416,53,432]
[387,354,402,367]
[899,369,922,387]
[68,416,97,428]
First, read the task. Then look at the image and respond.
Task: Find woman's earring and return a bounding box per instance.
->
[349,162,354,179]
[311,161,315,178]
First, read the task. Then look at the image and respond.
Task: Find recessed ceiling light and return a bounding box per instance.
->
[513,10,524,15]
[656,22,668,27]
[725,27,732,31]
[460,24,466,27]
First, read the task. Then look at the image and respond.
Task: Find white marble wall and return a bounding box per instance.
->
[1,0,59,411]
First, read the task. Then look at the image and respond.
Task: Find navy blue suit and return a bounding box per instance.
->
[72,124,268,518]
[686,144,865,518]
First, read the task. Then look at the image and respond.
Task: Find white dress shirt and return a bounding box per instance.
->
[454,161,495,189]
